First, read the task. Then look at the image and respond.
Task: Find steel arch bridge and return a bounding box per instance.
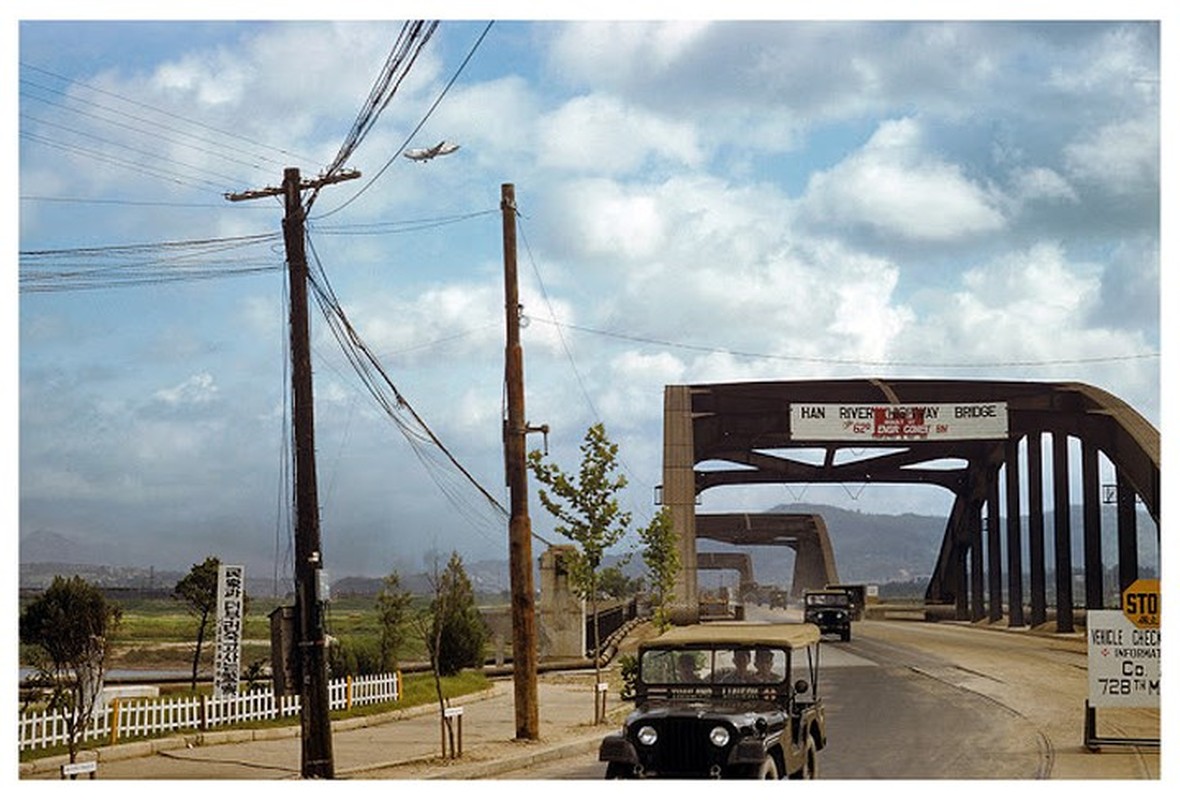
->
[661,378,1159,628]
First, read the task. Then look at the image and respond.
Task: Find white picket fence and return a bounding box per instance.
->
[18,672,400,754]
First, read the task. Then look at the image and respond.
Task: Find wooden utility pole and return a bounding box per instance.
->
[227,166,359,778]
[501,183,540,740]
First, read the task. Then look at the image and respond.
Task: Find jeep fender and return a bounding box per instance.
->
[599,734,639,765]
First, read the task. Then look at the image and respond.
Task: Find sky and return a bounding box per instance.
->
[11,4,1170,588]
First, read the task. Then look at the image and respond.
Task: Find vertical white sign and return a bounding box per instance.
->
[1087,609,1160,708]
[214,564,245,699]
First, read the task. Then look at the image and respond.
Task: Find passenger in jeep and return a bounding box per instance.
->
[723,648,754,682]
[754,648,780,682]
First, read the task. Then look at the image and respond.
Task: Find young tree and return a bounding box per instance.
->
[433,552,488,675]
[173,556,220,692]
[528,422,631,720]
[375,570,414,671]
[410,551,488,759]
[639,507,680,632]
[19,576,121,767]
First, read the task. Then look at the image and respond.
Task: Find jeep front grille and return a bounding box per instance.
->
[634,719,723,774]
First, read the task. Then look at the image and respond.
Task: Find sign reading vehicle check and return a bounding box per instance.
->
[1087,581,1160,709]
[789,402,1008,441]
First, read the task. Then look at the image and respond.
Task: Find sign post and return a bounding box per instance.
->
[1083,579,1160,750]
[213,564,245,699]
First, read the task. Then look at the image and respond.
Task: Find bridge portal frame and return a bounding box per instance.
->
[663,379,1159,627]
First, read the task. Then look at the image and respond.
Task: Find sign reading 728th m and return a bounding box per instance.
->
[1087,609,1160,709]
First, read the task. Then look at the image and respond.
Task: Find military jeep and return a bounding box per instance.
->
[803,590,852,641]
[600,623,826,779]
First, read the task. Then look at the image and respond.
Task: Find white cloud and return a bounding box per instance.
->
[1008,166,1078,206]
[799,118,1006,242]
[537,94,704,175]
[1063,117,1158,196]
[153,372,218,406]
[900,242,1151,374]
[549,21,711,87]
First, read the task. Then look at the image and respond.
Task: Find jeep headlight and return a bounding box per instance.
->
[637,725,658,746]
[709,726,731,747]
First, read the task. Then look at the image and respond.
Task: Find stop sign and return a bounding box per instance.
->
[1121,578,1160,629]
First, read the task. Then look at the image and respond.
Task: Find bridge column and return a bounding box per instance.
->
[791,518,839,597]
[1052,431,1075,633]
[1027,433,1047,626]
[1081,442,1104,609]
[1005,439,1025,627]
[969,502,985,621]
[1116,470,1138,594]
[664,385,699,624]
[987,473,1003,622]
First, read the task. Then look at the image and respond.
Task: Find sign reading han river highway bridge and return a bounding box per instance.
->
[789,402,1009,441]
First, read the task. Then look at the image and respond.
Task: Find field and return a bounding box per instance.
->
[21,594,430,674]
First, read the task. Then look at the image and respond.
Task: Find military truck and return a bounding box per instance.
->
[600,622,826,779]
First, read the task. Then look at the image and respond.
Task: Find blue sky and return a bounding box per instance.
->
[11,5,1169,585]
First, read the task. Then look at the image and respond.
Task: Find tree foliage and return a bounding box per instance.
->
[598,564,644,599]
[431,552,488,676]
[639,507,680,632]
[409,551,488,759]
[19,575,121,763]
[527,423,632,592]
[528,422,631,721]
[173,556,220,691]
[375,570,414,671]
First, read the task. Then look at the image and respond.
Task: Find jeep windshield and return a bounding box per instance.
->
[640,645,788,688]
[805,593,849,607]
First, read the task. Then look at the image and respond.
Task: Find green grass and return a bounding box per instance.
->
[18,669,492,762]
[83,596,432,670]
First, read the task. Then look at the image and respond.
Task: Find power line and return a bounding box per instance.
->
[313,21,495,219]
[532,317,1161,370]
[20,62,316,168]
[20,130,229,193]
[20,194,281,209]
[310,208,497,236]
[301,235,546,546]
[20,231,284,292]
[319,21,439,182]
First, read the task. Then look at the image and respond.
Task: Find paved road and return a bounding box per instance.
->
[497,619,1160,780]
[22,615,1159,781]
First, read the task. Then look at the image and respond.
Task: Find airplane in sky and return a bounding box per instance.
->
[403,141,460,162]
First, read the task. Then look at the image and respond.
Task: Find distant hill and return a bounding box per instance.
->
[21,504,1156,597]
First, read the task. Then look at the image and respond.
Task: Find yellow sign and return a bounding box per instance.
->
[1121,579,1160,629]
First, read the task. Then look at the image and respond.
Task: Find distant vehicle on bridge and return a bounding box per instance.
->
[825,583,867,621]
[803,589,852,641]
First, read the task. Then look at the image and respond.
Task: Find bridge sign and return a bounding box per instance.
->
[1121,578,1160,629]
[789,402,1008,441]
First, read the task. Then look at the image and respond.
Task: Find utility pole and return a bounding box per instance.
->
[501,183,540,740]
[227,166,359,778]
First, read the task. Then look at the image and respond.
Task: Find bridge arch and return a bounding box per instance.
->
[662,378,1159,628]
